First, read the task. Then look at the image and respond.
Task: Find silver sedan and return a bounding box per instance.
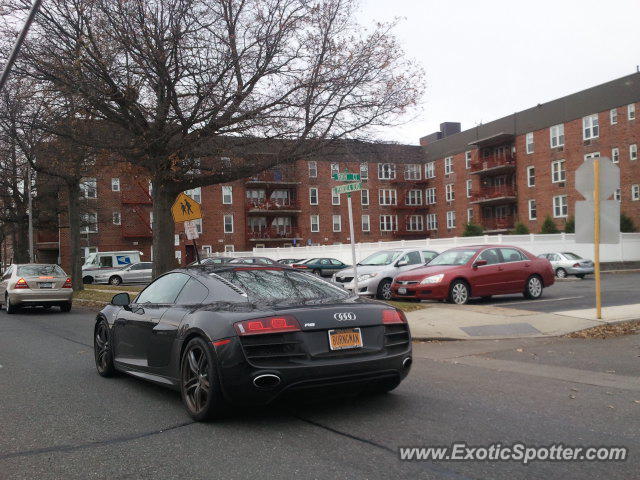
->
[538,252,594,279]
[0,264,73,313]
[93,262,153,286]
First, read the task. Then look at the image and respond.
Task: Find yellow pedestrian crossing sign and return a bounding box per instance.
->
[172,192,202,222]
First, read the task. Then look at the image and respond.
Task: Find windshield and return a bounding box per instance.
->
[358,251,402,266]
[429,249,477,266]
[215,268,349,303]
[84,253,97,266]
[17,265,66,277]
[562,252,582,260]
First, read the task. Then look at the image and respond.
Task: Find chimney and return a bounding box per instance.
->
[420,122,461,145]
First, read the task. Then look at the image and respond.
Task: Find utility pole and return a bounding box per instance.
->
[28,165,34,262]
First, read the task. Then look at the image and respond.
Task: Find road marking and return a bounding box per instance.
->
[495,296,584,306]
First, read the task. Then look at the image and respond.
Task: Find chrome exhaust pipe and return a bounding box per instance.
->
[253,374,281,389]
[403,357,412,369]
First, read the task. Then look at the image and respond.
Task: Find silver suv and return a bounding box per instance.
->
[332,248,439,300]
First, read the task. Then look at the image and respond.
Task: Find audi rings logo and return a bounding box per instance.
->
[334,312,357,321]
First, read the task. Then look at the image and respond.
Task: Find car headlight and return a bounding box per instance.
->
[357,273,378,282]
[420,274,444,284]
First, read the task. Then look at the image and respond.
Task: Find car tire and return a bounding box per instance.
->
[83,276,94,284]
[311,269,321,276]
[448,280,470,305]
[94,320,116,377]
[376,279,393,301]
[576,274,586,279]
[60,302,72,313]
[180,337,229,422]
[555,268,567,279]
[109,276,122,286]
[524,275,544,300]
[5,294,18,314]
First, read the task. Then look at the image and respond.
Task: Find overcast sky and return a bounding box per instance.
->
[357,0,640,145]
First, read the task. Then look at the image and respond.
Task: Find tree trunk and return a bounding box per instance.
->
[66,182,84,291]
[12,219,29,263]
[152,176,178,278]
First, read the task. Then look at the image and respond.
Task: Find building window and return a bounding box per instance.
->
[359,163,368,180]
[407,215,423,231]
[614,188,621,202]
[628,103,636,120]
[553,195,568,218]
[330,163,339,178]
[185,187,201,203]
[528,199,537,220]
[404,164,421,180]
[444,157,453,175]
[445,183,454,202]
[630,144,638,161]
[331,189,340,205]
[466,179,472,198]
[309,187,318,205]
[527,166,535,187]
[551,159,566,183]
[378,189,397,206]
[426,213,438,230]
[308,161,317,178]
[80,178,97,199]
[111,178,120,192]
[550,124,564,148]
[202,245,212,255]
[222,185,232,204]
[112,211,121,225]
[467,208,473,223]
[465,151,472,169]
[425,162,435,179]
[175,250,182,264]
[194,218,203,234]
[610,108,618,125]
[406,189,423,206]
[332,214,341,232]
[174,234,180,246]
[310,214,319,232]
[526,132,534,154]
[584,152,600,161]
[361,214,370,232]
[150,212,153,229]
[361,189,369,206]
[612,147,620,163]
[223,214,233,233]
[446,211,456,229]
[426,187,436,205]
[583,114,599,140]
[81,212,98,233]
[632,185,640,201]
[224,245,235,253]
[379,215,397,232]
[377,163,396,180]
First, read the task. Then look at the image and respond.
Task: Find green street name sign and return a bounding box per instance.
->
[332,173,361,181]
[332,182,363,195]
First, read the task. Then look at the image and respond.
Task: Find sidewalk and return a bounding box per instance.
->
[406,303,640,341]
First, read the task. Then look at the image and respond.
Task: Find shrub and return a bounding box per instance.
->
[564,216,575,233]
[540,215,560,234]
[511,222,530,234]
[620,213,637,233]
[462,223,484,237]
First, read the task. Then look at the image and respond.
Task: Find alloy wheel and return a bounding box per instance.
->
[528,277,542,297]
[451,283,468,304]
[182,345,210,415]
[556,268,567,279]
[95,322,111,372]
[381,281,392,300]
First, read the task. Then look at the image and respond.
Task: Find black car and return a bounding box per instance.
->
[94,265,412,421]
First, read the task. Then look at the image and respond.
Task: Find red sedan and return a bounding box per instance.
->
[391,245,555,304]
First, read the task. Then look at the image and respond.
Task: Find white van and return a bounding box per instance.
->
[82,251,143,284]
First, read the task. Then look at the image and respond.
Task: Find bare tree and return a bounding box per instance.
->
[2,0,424,275]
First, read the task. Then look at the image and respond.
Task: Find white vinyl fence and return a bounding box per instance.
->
[226,233,640,264]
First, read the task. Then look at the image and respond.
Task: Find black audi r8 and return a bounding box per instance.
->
[94,265,412,421]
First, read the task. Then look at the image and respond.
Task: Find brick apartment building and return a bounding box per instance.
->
[23,72,640,271]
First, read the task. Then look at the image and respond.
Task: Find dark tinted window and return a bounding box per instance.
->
[130,263,151,271]
[330,259,343,266]
[99,256,113,268]
[400,251,421,265]
[176,278,209,304]
[500,248,525,262]
[478,248,500,265]
[136,273,189,304]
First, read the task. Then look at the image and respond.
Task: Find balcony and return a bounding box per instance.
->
[245,168,298,185]
[247,227,302,241]
[481,215,516,232]
[121,180,152,205]
[122,207,152,238]
[36,230,59,249]
[470,185,517,205]
[470,153,516,175]
[246,199,301,214]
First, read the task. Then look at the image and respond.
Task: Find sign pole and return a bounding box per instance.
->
[593,159,602,319]
[347,193,359,293]
[193,238,201,265]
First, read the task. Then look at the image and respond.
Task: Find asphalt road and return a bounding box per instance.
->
[462,271,640,313]
[1,307,639,479]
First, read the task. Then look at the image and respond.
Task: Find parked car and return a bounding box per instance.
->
[82,251,143,284]
[94,262,153,286]
[538,252,594,279]
[333,249,439,300]
[94,264,411,421]
[0,264,73,313]
[292,258,350,276]
[277,258,304,265]
[228,256,279,265]
[391,245,555,304]
[188,257,236,266]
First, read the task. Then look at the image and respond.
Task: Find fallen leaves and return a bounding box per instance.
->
[566,320,640,339]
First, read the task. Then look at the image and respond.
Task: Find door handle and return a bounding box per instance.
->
[525,263,531,268]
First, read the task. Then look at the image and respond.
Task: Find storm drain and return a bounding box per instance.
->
[460,323,541,337]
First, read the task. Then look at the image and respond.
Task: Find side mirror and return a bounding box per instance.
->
[396,260,409,267]
[111,292,131,306]
[473,259,488,268]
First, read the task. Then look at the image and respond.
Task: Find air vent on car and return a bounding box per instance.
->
[240,332,307,367]
[208,272,247,296]
[384,324,410,351]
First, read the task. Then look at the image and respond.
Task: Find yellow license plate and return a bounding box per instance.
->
[328,328,363,351]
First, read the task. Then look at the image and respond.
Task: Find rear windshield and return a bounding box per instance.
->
[359,251,402,266]
[429,249,477,266]
[17,265,66,277]
[562,252,582,260]
[214,269,349,303]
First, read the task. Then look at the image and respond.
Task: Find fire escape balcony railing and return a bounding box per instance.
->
[481,215,516,231]
[245,170,298,183]
[470,153,516,173]
[246,199,301,211]
[471,185,517,202]
[247,227,301,240]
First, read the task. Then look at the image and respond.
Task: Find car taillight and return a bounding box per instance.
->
[382,309,406,324]
[292,264,308,269]
[14,278,29,289]
[62,278,72,288]
[234,315,301,336]
[573,263,580,268]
